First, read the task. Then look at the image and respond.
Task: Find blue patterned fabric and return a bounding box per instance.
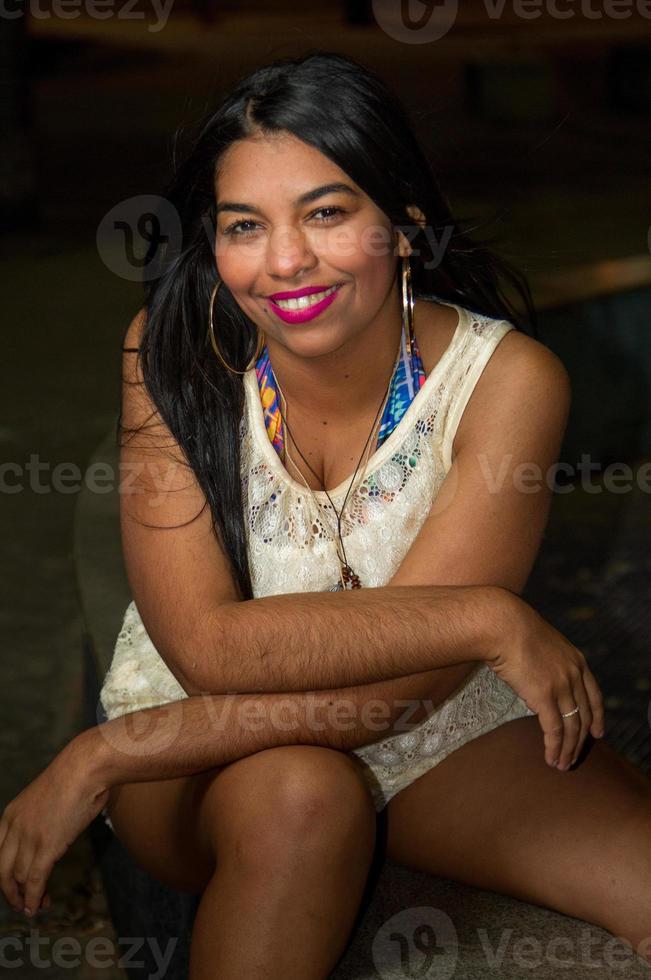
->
[256,321,426,455]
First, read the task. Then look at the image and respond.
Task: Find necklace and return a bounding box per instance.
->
[272,336,402,591]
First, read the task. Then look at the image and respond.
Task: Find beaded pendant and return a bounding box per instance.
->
[328,563,362,591]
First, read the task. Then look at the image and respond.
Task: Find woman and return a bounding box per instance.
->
[2,52,650,978]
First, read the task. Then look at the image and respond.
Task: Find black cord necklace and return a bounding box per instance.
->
[273,338,402,590]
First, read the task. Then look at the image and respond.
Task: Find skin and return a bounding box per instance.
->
[1,131,650,976]
[213,130,426,492]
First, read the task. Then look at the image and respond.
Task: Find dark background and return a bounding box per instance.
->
[1,3,651,973]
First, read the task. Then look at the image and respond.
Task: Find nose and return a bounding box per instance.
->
[265,224,317,282]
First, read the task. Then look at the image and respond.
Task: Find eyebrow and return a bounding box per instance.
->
[215,182,361,217]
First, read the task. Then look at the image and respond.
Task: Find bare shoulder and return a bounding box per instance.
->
[488,326,571,398]
[454,322,572,455]
[123,306,147,354]
[415,298,462,375]
[119,306,167,440]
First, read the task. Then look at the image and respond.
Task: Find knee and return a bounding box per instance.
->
[207,746,376,870]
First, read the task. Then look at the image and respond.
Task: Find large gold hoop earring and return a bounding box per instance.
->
[401,255,415,358]
[207,280,265,375]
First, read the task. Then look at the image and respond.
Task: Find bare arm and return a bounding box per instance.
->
[118,310,497,705]
[102,312,573,793]
[180,582,499,695]
[318,328,573,722]
[81,587,508,792]
[178,329,571,703]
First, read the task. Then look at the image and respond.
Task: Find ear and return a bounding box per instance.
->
[395,204,427,257]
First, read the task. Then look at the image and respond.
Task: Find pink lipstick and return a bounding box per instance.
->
[267,283,344,324]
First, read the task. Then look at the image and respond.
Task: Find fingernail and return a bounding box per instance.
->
[24,907,33,917]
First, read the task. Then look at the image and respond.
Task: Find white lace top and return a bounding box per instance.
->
[99,301,519,743]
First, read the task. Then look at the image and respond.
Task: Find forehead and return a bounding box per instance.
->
[215,132,356,197]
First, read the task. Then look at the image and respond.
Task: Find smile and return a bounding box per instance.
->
[267,283,343,324]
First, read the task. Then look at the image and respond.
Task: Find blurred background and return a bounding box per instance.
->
[2,2,651,976]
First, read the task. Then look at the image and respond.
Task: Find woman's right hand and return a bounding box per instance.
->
[484,589,605,771]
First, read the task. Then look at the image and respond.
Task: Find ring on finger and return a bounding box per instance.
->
[557,703,581,768]
[561,705,580,718]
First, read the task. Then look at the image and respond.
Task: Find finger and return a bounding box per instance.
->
[23,855,52,920]
[0,831,23,913]
[582,666,605,737]
[536,697,566,768]
[556,697,582,769]
[13,845,37,906]
[569,679,593,767]
[14,841,40,917]
[0,814,9,851]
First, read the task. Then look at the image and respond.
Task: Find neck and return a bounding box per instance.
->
[264,285,405,426]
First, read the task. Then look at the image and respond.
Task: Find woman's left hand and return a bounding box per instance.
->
[0,733,109,918]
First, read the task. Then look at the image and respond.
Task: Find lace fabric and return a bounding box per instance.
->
[239,301,513,596]
[99,299,534,818]
[350,662,534,811]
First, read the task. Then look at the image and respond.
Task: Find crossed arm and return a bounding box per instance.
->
[0,320,578,923]
[106,313,571,764]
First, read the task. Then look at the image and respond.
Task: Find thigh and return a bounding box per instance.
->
[105,744,375,895]
[386,715,651,936]
[104,767,222,895]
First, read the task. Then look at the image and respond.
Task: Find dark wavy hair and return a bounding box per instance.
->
[120,50,537,603]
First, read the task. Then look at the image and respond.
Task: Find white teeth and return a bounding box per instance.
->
[273,284,339,311]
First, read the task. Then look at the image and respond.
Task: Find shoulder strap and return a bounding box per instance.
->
[440,313,514,470]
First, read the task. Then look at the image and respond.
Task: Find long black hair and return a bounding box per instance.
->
[120,50,537,603]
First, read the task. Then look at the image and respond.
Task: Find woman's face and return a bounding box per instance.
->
[213,131,403,359]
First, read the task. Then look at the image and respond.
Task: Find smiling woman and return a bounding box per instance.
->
[2,50,650,980]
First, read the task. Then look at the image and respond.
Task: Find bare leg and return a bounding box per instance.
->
[106,744,377,977]
[386,716,651,965]
[187,745,377,979]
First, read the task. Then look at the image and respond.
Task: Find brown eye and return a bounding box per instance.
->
[310,207,345,222]
[224,220,260,237]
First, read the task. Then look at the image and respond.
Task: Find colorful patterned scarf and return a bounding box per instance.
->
[255,324,426,456]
